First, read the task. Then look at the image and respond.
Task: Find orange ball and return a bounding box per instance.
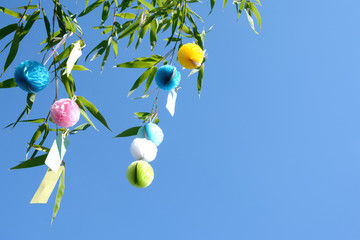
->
[177,43,204,69]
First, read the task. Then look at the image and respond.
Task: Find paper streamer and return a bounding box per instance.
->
[30,166,64,204]
[66,41,83,77]
[166,89,177,116]
[45,134,70,173]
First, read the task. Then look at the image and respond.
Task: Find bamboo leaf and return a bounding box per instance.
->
[76,99,98,131]
[0,23,17,41]
[197,64,204,97]
[128,68,152,96]
[0,6,22,18]
[223,0,228,9]
[249,2,261,30]
[70,123,91,134]
[2,28,20,76]
[112,38,118,59]
[26,124,46,158]
[138,0,154,10]
[115,13,136,19]
[245,4,258,34]
[19,9,40,40]
[114,60,154,68]
[10,154,48,170]
[144,66,157,94]
[78,0,105,17]
[114,126,140,138]
[77,96,111,131]
[27,143,50,153]
[150,19,158,51]
[118,18,140,39]
[51,167,65,224]
[210,0,215,13]
[0,78,17,88]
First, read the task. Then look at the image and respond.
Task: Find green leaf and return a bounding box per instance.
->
[134,112,158,123]
[72,65,91,71]
[41,8,51,44]
[115,13,136,19]
[19,9,40,40]
[70,123,92,134]
[2,28,20,76]
[0,78,17,88]
[52,168,65,224]
[248,2,261,30]
[27,143,50,153]
[16,5,38,9]
[4,118,45,129]
[128,68,152,96]
[0,23,17,41]
[135,19,149,50]
[26,124,47,158]
[78,0,105,17]
[114,126,140,138]
[223,0,228,9]
[85,40,107,61]
[29,123,49,159]
[101,0,111,25]
[210,0,215,13]
[112,38,118,59]
[197,64,204,97]
[76,99,98,131]
[144,66,157,93]
[114,61,154,68]
[0,6,22,18]
[77,96,111,131]
[10,154,48,170]
[101,37,112,72]
[150,19,158,51]
[138,0,154,10]
[61,71,76,98]
[26,93,36,116]
[245,4,258,34]
[118,18,140,39]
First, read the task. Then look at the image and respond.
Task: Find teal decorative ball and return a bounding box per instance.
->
[126,161,154,188]
[137,123,164,146]
[14,61,50,93]
[155,65,181,91]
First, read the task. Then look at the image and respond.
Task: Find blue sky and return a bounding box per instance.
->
[1,0,360,239]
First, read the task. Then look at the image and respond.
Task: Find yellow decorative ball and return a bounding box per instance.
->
[177,43,204,69]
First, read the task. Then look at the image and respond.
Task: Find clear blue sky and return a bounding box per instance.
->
[1,0,360,239]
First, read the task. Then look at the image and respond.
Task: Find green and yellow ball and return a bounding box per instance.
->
[126,160,154,188]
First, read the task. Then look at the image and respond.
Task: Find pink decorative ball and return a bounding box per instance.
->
[50,98,80,128]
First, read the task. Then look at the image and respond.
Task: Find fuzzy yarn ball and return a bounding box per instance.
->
[14,60,50,93]
[130,138,158,162]
[177,43,204,69]
[126,160,154,188]
[50,98,80,128]
[155,65,181,91]
[137,123,164,147]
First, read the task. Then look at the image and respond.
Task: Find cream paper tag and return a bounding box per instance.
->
[45,134,69,173]
[166,89,177,116]
[30,166,64,204]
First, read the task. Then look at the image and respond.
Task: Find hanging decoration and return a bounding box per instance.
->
[14,61,50,93]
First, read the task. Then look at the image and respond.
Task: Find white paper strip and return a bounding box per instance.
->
[45,134,70,173]
[66,41,83,77]
[166,89,177,116]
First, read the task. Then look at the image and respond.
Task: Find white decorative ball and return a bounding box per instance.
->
[130,138,158,162]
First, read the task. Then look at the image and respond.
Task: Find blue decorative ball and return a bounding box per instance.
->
[137,123,164,147]
[14,60,50,93]
[155,65,181,91]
